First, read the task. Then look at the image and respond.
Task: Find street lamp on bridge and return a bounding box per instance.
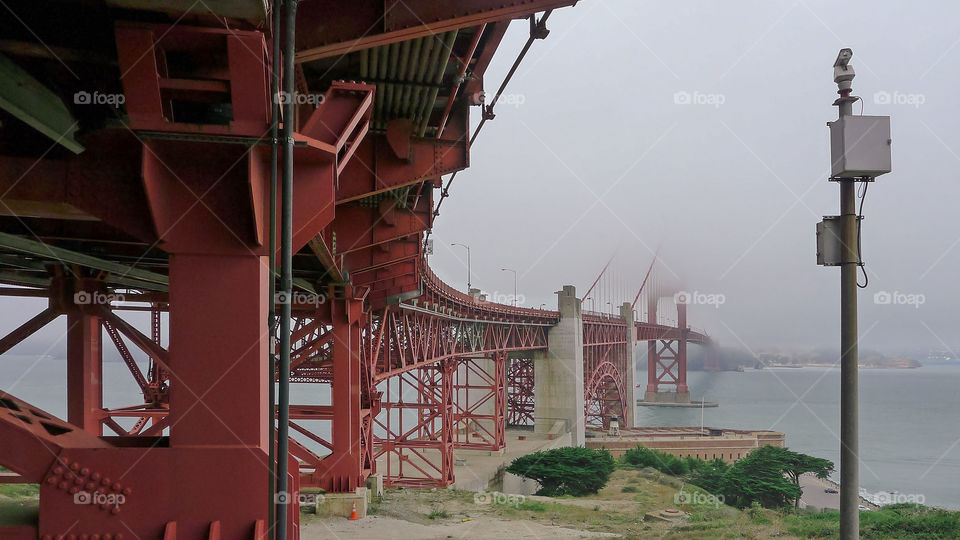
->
[450,242,471,291]
[500,267,518,306]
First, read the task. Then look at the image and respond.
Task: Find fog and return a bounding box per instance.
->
[429,0,958,353]
[0,1,955,358]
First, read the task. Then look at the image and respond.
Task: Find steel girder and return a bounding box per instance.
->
[294,0,580,62]
[373,360,455,488]
[451,354,506,451]
[505,357,535,426]
[582,317,629,429]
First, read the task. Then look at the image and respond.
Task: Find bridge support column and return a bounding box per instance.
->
[452,354,505,451]
[643,296,691,404]
[506,357,535,426]
[620,303,636,428]
[535,285,584,446]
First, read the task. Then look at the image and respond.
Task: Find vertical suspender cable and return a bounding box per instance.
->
[277,1,297,539]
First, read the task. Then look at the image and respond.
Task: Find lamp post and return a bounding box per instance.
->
[500,267,517,306]
[451,243,471,291]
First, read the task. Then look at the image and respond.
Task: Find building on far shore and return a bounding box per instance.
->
[585,426,785,463]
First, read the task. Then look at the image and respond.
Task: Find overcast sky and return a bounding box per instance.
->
[429,0,960,353]
[1,1,955,358]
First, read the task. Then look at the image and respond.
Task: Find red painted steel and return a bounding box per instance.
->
[505,357,535,426]
[451,354,506,450]
[583,315,629,429]
[0,2,721,536]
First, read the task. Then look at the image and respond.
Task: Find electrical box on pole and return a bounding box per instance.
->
[828,116,892,178]
[816,216,842,266]
[817,215,862,266]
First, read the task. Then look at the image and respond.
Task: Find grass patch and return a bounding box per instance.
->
[0,484,38,499]
[427,508,448,520]
[784,504,960,539]
[621,486,638,493]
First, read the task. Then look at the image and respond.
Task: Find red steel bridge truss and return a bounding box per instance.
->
[0,1,710,538]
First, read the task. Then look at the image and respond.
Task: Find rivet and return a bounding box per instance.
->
[80,468,90,476]
[74,477,84,485]
[65,472,74,481]
[104,534,113,540]
[111,506,121,515]
[85,482,96,490]
[112,483,121,491]
[101,478,111,486]
[115,535,123,540]
[122,488,132,496]
[70,462,80,471]
[54,467,64,475]
[91,473,101,481]
[58,481,68,490]
[69,486,79,494]
[46,476,56,484]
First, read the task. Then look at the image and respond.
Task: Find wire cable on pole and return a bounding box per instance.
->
[856,180,869,288]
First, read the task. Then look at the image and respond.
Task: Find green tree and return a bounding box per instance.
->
[621,445,690,475]
[687,458,729,494]
[722,446,834,509]
[506,446,615,496]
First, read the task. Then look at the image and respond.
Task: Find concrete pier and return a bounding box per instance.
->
[620,302,637,427]
[534,285,585,447]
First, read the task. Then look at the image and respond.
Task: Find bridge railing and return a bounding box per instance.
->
[418,262,559,323]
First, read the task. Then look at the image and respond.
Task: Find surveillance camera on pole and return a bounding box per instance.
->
[817,48,891,540]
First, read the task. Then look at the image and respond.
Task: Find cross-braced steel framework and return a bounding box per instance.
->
[505,357,535,426]
[0,1,717,537]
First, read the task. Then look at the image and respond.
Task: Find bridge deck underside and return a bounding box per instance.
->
[0,0,715,536]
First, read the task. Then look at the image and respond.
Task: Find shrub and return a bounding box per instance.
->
[506,447,615,496]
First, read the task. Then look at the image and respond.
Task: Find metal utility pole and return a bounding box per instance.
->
[835,48,859,540]
[818,48,891,540]
[501,267,518,306]
[451,243,471,290]
[277,1,298,539]
[267,0,281,536]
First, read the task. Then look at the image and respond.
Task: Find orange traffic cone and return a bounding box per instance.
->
[348,501,359,521]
